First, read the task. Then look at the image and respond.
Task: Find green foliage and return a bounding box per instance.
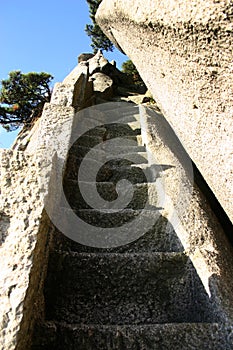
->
[85,0,114,52]
[121,60,145,86]
[0,71,53,131]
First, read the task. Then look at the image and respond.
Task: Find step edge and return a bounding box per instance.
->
[37,320,231,329]
[51,250,186,259]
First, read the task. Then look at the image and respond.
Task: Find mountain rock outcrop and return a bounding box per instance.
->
[1,51,233,349]
[96,0,233,224]
[0,52,152,350]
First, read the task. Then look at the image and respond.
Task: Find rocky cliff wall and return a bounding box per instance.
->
[0,52,149,349]
[1,49,233,349]
[96,0,233,223]
[0,70,76,350]
[0,150,52,350]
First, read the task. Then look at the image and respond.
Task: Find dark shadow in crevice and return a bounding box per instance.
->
[146,106,233,246]
[0,212,10,245]
[193,162,233,246]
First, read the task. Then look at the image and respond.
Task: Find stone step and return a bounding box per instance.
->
[70,134,143,149]
[68,145,147,159]
[52,213,183,253]
[70,134,105,149]
[59,208,162,229]
[68,147,148,162]
[44,252,216,325]
[120,134,143,145]
[66,161,156,182]
[67,153,148,170]
[122,120,141,130]
[32,322,233,350]
[77,113,141,130]
[104,123,141,136]
[63,181,157,210]
[71,122,141,140]
[70,126,106,142]
[99,114,141,126]
[80,104,140,122]
[53,207,166,248]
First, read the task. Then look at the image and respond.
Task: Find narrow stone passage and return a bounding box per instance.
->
[31,105,232,349]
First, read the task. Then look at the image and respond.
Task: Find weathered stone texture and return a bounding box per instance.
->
[0,150,52,350]
[88,51,109,75]
[96,0,233,223]
[0,53,83,350]
[1,50,233,349]
[31,100,233,349]
[0,51,133,349]
[140,105,233,320]
[90,72,114,99]
[50,83,74,107]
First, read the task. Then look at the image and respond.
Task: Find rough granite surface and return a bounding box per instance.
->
[96,0,233,223]
[0,51,147,349]
[1,50,233,350]
[0,150,52,350]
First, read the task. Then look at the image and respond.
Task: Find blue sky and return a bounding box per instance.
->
[0,0,127,148]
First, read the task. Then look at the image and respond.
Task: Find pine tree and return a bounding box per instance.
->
[121,60,145,86]
[85,0,114,52]
[0,71,53,131]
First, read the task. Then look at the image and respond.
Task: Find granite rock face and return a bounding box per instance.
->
[90,72,114,99]
[96,0,233,223]
[0,52,152,349]
[0,150,52,350]
[31,101,233,349]
[1,50,233,350]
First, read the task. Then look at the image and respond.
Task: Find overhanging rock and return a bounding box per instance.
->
[96,0,233,223]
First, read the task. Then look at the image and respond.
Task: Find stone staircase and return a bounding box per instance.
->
[31,108,232,349]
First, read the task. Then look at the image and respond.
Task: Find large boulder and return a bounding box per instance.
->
[96,0,233,223]
[90,72,114,99]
